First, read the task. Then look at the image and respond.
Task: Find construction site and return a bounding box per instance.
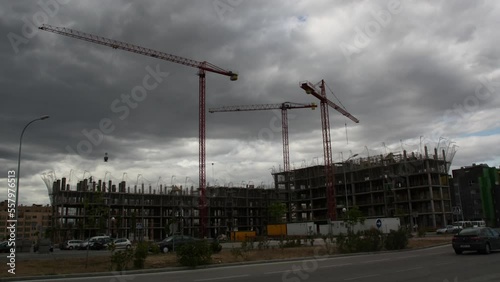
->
[46,145,453,242]
[37,25,455,242]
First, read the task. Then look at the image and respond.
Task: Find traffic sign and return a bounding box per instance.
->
[376,219,382,228]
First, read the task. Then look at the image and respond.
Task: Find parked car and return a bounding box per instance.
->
[112,238,132,249]
[0,241,11,253]
[34,241,53,253]
[436,225,461,234]
[61,240,83,250]
[90,237,114,250]
[78,239,90,250]
[452,227,500,254]
[157,235,199,253]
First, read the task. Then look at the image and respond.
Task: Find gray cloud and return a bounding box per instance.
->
[1,0,499,205]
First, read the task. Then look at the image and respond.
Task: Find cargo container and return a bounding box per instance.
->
[267,224,287,237]
[230,231,256,241]
[319,218,401,235]
[286,222,315,236]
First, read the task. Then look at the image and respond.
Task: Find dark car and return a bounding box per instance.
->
[452,227,500,254]
[34,240,54,253]
[157,235,199,253]
[0,241,12,253]
[90,237,114,250]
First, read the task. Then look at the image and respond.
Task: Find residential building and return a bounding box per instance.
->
[0,200,52,242]
[452,164,500,227]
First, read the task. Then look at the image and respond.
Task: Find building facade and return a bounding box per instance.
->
[451,164,500,227]
[49,178,275,243]
[273,147,453,229]
[0,200,52,242]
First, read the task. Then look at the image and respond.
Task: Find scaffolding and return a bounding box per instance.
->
[50,178,275,242]
[273,146,453,229]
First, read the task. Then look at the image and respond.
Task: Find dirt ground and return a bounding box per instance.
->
[0,236,452,279]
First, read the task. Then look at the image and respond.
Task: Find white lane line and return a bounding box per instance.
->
[264,270,289,275]
[435,261,454,266]
[397,255,419,259]
[394,266,424,273]
[319,263,353,268]
[344,274,380,280]
[360,258,390,264]
[195,274,250,281]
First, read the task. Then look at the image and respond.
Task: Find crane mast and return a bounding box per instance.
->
[209,102,316,172]
[300,80,359,221]
[39,24,238,237]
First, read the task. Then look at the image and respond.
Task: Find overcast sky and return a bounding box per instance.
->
[1,0,499,206]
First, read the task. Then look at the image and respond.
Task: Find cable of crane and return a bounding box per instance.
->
[325,82,348,110]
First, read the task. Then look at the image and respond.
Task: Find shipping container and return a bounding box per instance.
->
[319,218,401,235]
[286,222,315,236]
[267,224,287,236]
[230,231,256,241]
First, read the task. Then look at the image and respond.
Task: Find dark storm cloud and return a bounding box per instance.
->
[1,0,499,204]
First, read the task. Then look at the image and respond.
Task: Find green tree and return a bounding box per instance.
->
[269,202,287,223]
[343,206,365,231]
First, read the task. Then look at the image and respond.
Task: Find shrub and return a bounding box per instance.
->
[211,241,222,254]
[255,236,270,250]
[148,241,160,254]
[358,228,383,252]
[177,240,212,268]
[133,241,149,269]
[417,228,427,238]
[110,248,134,271]
[384,228,409,250]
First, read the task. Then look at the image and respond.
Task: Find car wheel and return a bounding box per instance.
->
[454,249,462,255]
[69,246,73,250]
[126,245,131,249]
[483,243,491,254]
[162,246,169,253]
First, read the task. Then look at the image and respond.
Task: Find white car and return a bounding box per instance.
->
[113,238,132,249]
[436,225,461,234]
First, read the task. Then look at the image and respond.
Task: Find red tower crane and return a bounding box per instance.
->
[39,24,238,237]
[300,80,359,221]
[209,102,317,172]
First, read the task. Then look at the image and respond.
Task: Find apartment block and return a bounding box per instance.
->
[273,147,453,229]
[0,200,52,242]
[451,164,500,227]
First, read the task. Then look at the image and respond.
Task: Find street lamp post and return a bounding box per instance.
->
[15,115,49,241]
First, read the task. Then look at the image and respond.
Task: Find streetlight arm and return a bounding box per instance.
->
[15,116,50,225]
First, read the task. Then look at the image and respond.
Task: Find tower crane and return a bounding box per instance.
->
[39,24,238,237]
[300,80,359,221]
[209,102,317,172]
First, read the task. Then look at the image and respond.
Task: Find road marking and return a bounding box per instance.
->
[360,258,390,263]
[435,261,454,266]
[319,263,353,268]
[398,255,419,259]
[195,274,250,281]
[265,270,289,275]
[394,266,424,273]
[344,274,380,280]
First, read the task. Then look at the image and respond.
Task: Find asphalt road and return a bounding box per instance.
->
[14,244,500,282]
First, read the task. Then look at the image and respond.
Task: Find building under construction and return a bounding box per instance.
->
[49,179,275,242]
[49,146,453,242]
[273,146,453,229]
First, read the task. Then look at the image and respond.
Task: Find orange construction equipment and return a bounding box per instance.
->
[39,24,238,237]
[300,80,359,221]
[209,102,316,172]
